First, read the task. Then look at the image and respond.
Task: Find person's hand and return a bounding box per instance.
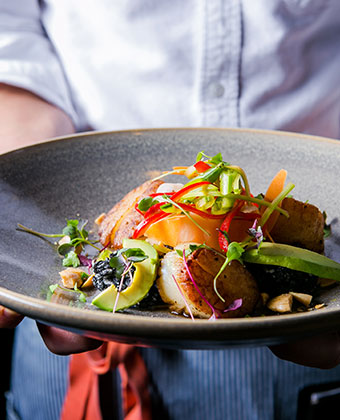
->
[37,323,103,355]
[269,331,340,369]
[0,83,85,355]
[0,304,101,354]
[0,305,24,329]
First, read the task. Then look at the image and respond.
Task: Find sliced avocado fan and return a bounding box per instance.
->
[243,242,340,281]
[92,238,158,312]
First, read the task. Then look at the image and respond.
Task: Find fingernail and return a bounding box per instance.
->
[2,307,20,318]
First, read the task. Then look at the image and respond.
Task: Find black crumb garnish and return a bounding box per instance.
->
[92,258,135,291]
[246,263,318,296]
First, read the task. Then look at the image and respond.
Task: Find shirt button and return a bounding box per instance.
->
[207,82,225,98]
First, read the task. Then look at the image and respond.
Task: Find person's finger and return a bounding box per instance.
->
[269,331,340,369]
[0,305,24,328]
[37,322,103,355]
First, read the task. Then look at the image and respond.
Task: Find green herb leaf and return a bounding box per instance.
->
[176,244,205,258]
[57,242,73,256]
[196,151,205,162]
[123,248,148,262]
[74,284,87,302]
[49,284,59,294]
[63,251,80,267]
[138,197,158,212]
[209,152,223,165]
[80,272,89,281]
[226,242,245,264]
[62,219,80,239]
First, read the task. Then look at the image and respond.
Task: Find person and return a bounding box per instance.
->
[1,1,340,419]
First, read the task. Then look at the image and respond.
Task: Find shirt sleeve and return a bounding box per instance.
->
[0,1,80,128]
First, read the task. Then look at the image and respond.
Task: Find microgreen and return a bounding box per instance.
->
[108,247,148,278]
[175,244,205,258]
[138,197,159,212]
[57,219,101,255]
[212,241,245,302]
[247,220,263,248]
[17,219,101,267]
[62,250,80,267]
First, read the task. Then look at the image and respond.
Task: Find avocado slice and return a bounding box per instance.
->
[91,239,158,311]
[243,242,340,281]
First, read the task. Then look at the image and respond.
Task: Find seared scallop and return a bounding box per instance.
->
[270,197,324,253]
[158,247,259,318]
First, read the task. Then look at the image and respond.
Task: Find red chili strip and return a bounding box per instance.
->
[133,211,168,239]
[143,201,166,219]
[218,201,244,252]
[134,202,145,216]
[194,161,211,173]
[171,181,212,201]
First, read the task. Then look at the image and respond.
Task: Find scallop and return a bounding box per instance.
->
[157,247,259,318]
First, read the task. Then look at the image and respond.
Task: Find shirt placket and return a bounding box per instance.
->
[200,0,242,128]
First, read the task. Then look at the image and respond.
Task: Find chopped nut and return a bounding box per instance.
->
[59,267,87,289]
[261,293,270,305]
[267,294,293,313]
[289,292,312,307]
[314,303,325,310]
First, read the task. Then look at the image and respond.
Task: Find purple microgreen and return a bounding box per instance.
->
[78,254,93,268]
[182,249,219,320]
[247,219,263,248]
[172,275,195,321]
[223,298,243,313]
[112,260,133,313]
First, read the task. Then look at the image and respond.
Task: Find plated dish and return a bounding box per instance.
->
[1,128,340,348]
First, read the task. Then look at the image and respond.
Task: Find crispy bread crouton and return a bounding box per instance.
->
[270,197,324,253]
[98,179,163,248]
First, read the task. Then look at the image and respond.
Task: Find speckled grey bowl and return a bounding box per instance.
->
[0,128,340,349]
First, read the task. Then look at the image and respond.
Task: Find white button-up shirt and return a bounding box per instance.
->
[0,0,340,138]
